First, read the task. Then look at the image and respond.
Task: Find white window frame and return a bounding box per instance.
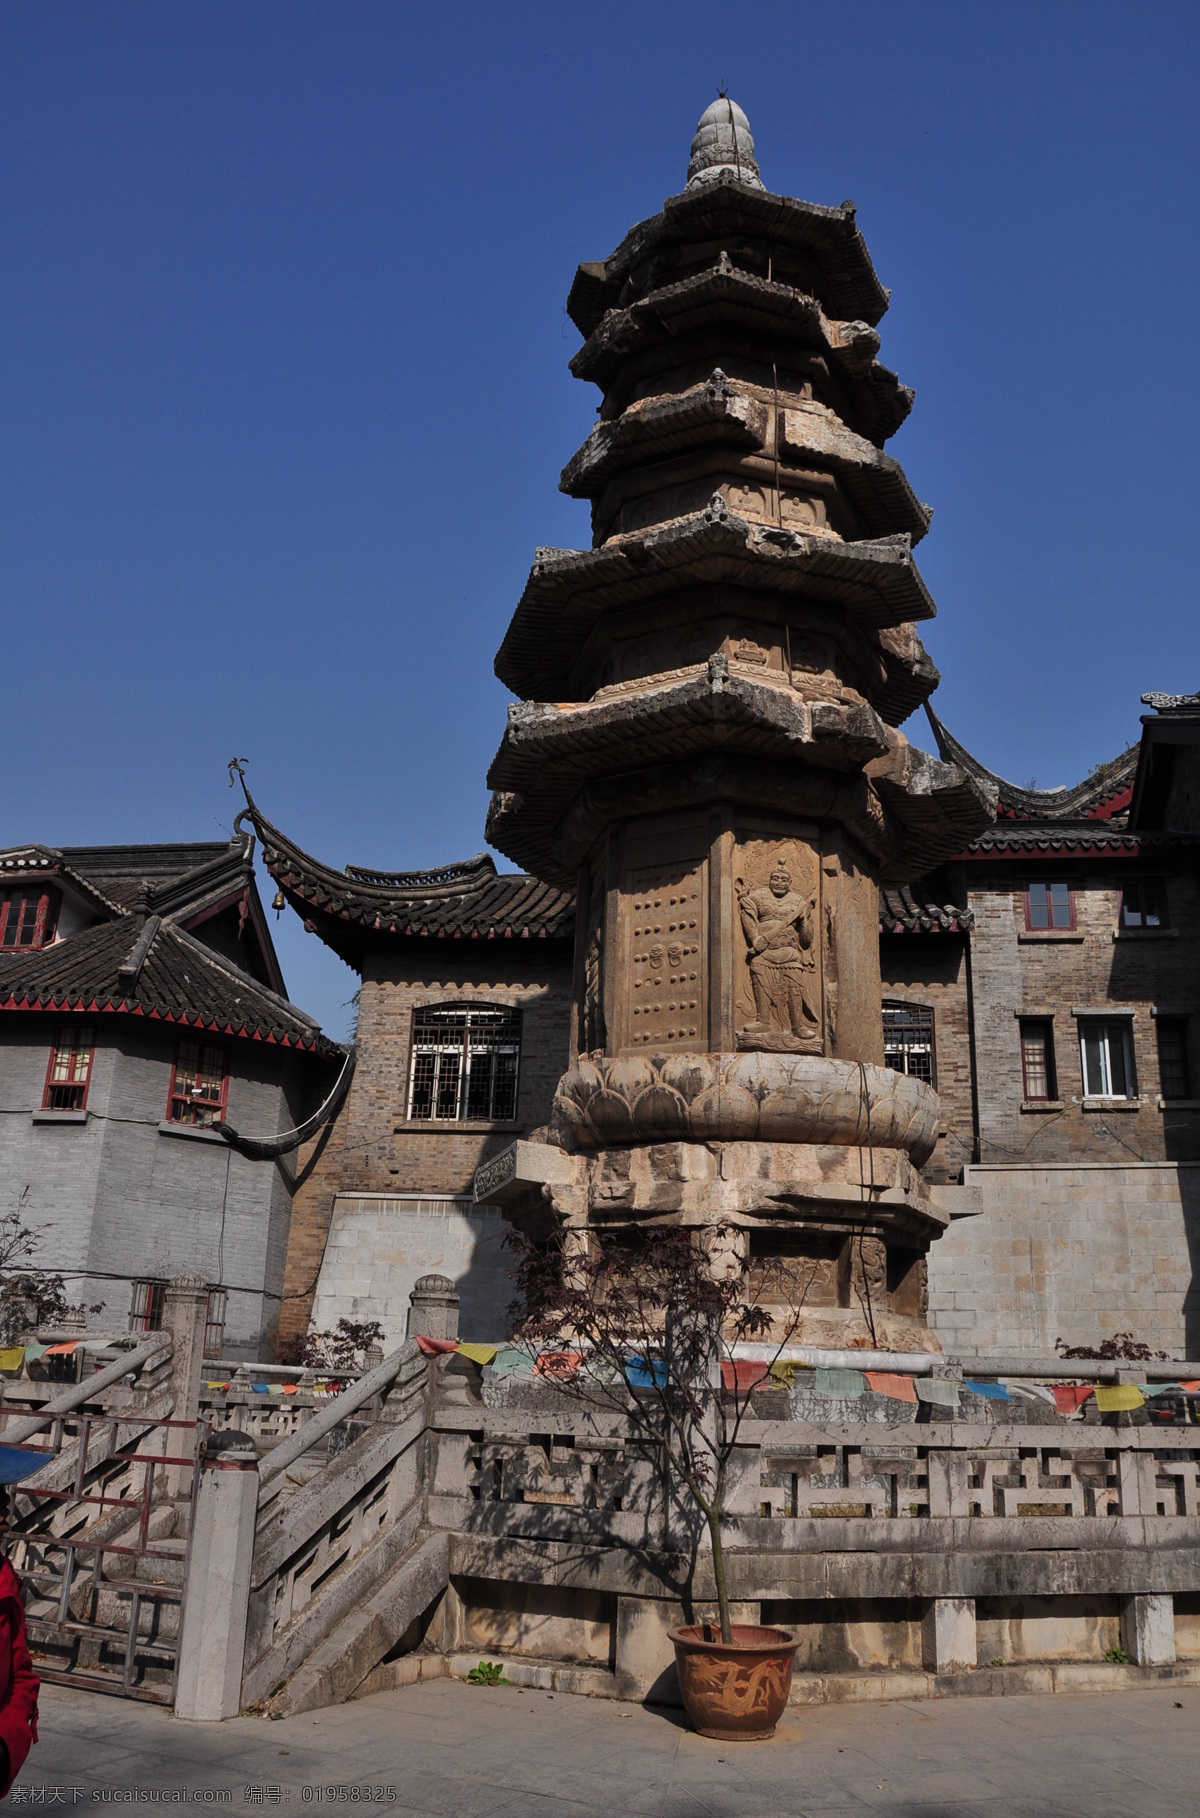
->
[1078,1017,1136,1101]
[405,1004,522,1124]
[882,1001,936,1086]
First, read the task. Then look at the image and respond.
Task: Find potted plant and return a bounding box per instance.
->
[509,1222,813,1740]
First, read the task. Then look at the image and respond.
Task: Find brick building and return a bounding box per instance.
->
[0,831,342,1358]
[254,682,1200,1358]
[246,800,574,1350]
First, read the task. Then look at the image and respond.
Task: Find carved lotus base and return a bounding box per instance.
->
[551,1051,939,1167]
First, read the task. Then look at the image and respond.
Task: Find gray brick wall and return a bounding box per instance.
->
[0,1015,319,1360]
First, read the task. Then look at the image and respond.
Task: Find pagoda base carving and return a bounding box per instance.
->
[477,1140,943,1356]
[549,1053,939,1161]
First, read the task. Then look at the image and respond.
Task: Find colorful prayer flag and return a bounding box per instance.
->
[0,1348,25,1373]
[814,1367,865,1397]
[914,1376,959,1407]
[489,1347,537,1379]
[456,1342,500,1367]
[1052,1383,1094,1414]
[721,1360,769,1392]
[962,1379,1012,1401]
[1009,1382,1057,1405]
[1095,1383,1145,1412]
[43,1341,79,1357]
[415,1336,458,1356]
[866,1371,917,1403]
[534,1350,583,1380]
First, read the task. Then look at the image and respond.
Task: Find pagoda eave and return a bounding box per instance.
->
[559,378,931,547]
[488,661,893,792]
[568,180,889,336]
[495,508,935,699]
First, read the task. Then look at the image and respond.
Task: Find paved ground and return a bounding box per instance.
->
[20,1679,1200,1817]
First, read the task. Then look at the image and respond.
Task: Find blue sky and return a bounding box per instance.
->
[4,2,1198,1038]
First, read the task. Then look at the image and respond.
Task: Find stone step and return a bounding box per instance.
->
[264,1531,450,1717]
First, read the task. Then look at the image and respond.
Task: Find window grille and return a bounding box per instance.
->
[1025,881,1074,930]
[43,1025,94,1111]
[1020,1019,1056,1101]
[1156,1019,1191,1101]
[0,887,59,951]
[1079,1019,1135,1099]
[1120,880,1168,929]
[167,1039,227,1126]
[203,1288,228,1359]
[882,1003,935,1086]
[129,1280,166,1334]
[407,1006,521,1123]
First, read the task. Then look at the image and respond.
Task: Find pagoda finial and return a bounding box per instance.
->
[686,96,763,190]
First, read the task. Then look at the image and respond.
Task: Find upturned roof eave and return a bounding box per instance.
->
[242,793,574,954]
[569,180,889,334]
[924,706,1141,824]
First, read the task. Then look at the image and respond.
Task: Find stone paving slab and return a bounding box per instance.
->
[19,1678,1200,1817]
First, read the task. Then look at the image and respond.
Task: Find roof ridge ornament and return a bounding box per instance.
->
[1142,688,1200,715]
[686,96,764,191]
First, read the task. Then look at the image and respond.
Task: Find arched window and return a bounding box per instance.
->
[882,1001,935,1086]
[406,1004,521,1123]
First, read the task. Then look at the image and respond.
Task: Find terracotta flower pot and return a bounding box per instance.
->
[669,1623,799,1741]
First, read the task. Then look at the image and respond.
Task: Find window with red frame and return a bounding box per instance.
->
[43,1025,95,1111]
[167,1038,228,1126]
[0,886,60,951]
[129,1279,165,1333]
[1025,881,1075,931]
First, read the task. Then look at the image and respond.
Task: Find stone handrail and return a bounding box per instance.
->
[0,1334,172,1447]
[258,1339,421,1486]
[241,1345,433,1709]
[734,1343,1200,1381]
[434,1399,1200,1536]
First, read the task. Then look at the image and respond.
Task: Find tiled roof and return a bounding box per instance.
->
[960,824,1193,856]
[879,879,973,934]
[244,794,575,968]
[0,835,335,1055]
[495,503,937,702]
[0,915,334,1052]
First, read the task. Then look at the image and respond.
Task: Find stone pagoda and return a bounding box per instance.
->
[479,98,994,1351]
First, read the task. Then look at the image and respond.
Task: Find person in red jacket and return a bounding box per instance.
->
[0,1462,41,1798]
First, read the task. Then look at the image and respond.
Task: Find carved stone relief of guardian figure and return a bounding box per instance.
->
[734,842,823,1052]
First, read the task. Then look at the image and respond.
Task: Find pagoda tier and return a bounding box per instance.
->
[478,101,994,1352]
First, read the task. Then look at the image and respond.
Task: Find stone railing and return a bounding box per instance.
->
[238,1340,434,1710]
[435,1405,1200,1533]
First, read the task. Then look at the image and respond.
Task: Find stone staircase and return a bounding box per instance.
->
[238,1340,449,1715]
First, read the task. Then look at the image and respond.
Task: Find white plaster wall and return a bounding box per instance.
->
[928,1162,1200,1356]
[310,1194,515,1346]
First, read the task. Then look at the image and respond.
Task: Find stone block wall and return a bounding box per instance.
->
[928,1161,1200,1355]
[308,1193,515,1346]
